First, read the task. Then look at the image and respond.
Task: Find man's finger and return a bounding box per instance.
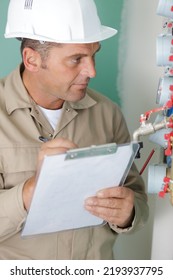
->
[96,186,133,199]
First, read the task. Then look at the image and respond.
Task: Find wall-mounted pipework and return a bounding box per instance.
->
[133,0,173,205]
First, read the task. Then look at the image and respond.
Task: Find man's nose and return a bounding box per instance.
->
[81,59,96,78]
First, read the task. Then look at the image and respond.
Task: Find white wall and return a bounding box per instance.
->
[114,0,164,259]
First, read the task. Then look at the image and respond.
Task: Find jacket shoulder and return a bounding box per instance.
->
[86,87,122,112]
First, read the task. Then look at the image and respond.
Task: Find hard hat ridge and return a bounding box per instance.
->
[4,0,117,43]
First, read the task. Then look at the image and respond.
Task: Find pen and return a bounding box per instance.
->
[39,136,49,142]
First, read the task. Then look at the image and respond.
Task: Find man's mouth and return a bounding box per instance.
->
[73,83,88,89]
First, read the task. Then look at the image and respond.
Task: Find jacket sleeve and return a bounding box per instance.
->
[0,177,27,242]
[109,164,149,233]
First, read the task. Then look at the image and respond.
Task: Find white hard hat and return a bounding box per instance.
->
[4,0,117,43]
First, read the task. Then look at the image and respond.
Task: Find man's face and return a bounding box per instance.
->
[37,42,101,104]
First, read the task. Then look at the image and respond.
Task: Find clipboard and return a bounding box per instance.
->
[22,142,139,237]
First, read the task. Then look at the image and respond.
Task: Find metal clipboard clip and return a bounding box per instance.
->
[65,143,117,160]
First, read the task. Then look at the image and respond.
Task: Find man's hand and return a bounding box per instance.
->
[84,186,135,228]
[22,138,77,211]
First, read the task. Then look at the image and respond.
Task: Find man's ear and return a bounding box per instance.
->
[22,47,41,72]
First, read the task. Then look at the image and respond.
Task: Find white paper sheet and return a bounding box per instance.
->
[22,143,138,236]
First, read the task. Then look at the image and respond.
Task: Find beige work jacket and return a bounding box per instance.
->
[0,67,148,259]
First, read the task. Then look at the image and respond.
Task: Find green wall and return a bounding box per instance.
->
[0,0,124,104]
[0,1,21,77]
[92,0,124,104]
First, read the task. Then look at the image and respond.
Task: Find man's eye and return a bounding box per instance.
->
[71,57,81,64]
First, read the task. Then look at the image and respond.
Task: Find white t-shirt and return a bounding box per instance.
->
[38,106,62,130]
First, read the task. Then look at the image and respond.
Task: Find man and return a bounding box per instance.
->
[0,0,148,259]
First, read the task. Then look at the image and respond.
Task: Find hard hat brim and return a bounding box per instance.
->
[4,26,117,43]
